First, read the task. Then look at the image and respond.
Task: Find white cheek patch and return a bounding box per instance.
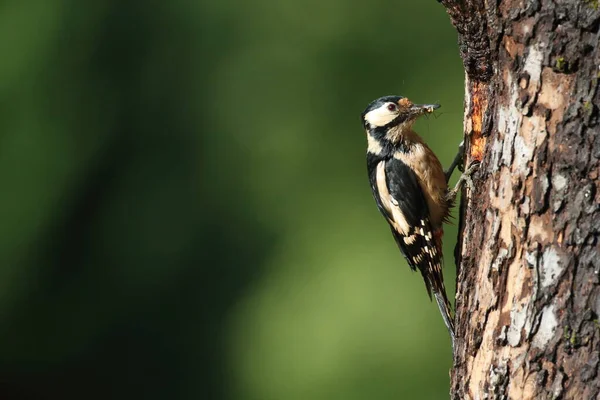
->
[364,104,398,128]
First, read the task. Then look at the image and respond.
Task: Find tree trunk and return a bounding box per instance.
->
[439,1,600,399]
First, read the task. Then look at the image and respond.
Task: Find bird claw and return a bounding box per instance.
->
[445,140,466,183]
[460,161,480,193]
[447,160,480,203]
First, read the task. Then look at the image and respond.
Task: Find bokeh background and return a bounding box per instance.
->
[0,1,465,399]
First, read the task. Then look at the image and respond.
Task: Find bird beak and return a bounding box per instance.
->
[410,103,441,116]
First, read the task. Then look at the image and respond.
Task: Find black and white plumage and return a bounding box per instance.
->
[361,95,456,343]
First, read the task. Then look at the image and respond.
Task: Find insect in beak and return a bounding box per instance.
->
[411,103,441,115]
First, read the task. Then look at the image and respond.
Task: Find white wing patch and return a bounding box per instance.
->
[376,161,409,235]
[374,162,442,271]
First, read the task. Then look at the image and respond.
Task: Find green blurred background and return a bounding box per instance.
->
[0,1,464,399]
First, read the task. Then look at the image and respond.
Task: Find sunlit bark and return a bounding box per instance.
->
[440,1,600,398]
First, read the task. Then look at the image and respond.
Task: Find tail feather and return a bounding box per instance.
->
[391,218,455,346]
[434,290,455,347]
[420,266,456,348]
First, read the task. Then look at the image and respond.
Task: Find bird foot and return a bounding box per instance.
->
[445,140,465,183]
[447,161,480,203]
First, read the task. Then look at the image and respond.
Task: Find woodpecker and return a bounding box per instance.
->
[361,95,476,344]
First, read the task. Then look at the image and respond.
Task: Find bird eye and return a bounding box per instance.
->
[387,103,398,112]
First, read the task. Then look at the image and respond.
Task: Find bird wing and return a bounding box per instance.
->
[372,158,444,298]
[368,154,455,339]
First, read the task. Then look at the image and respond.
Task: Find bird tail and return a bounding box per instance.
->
[419,267,456,348]
[433,289,455,347]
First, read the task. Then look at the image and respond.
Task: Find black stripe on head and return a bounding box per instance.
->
[361,95,404,117]
[372,114,411,132]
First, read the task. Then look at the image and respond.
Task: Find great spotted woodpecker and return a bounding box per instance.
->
[361,95,477,344]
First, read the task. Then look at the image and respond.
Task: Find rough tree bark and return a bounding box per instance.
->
[439,0,600,399]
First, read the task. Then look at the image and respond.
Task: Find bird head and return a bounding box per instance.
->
[361,95,440,131]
